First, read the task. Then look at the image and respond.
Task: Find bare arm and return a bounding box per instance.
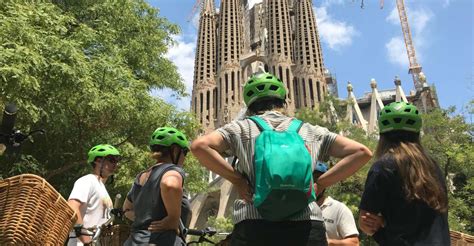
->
[148,170,183,232]
[122,198,135,221]
[358,210,384,236]
[328,236,359,246]
[317,135,372,189]
[68,199,91,244]
[191,131,252,202]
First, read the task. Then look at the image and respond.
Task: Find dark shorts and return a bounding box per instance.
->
[231,220,327,246]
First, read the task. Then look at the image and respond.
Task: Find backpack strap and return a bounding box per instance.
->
[249,116,273,131]
[287,118,304,133]
[250,116,304,133]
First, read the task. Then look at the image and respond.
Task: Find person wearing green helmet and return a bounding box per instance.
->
[192,72,373,246]
[358,102,450,245]
[123,127,191,246]
[67,144,121,245]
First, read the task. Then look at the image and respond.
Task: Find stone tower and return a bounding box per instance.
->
[191,0,332,130]
[216,0,245,127]
[190,0,218,132]
[292,0,327,110]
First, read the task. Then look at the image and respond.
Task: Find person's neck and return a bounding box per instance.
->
[92,172,108,183]
[148,161,166,170]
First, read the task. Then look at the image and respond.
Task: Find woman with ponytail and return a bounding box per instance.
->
[358,102,449,245]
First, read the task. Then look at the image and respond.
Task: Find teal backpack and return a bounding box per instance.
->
[249,116,316,221]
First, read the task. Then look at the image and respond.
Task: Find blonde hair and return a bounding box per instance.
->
[375,131,448,213]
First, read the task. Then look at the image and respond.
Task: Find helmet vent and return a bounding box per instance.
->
[256,85,265,91]
[98,149,106,152]
[381,120,390,126]
[415,110,419,114]
[168,130,176,134]
[156,135,165,140]
[159,128,166,131]
[266,76,273,79]
[246,91,254,97]
[406,119,416,125]
[248,79,254,84]
[404,108,411,112]
[385,109,391,113]
[269,85,279,91]
[394,118,402,123]
[177,136,184,141]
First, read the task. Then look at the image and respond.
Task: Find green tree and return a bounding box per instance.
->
[0,1,208,198]
[421,106,473,233]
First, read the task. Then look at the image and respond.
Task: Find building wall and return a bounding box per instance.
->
[192,0,331,132]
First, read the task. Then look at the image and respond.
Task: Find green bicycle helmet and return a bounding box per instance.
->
[150,127,189,149]
[87,144,120,164]
[243,72,287,106]
[379,102,422,133]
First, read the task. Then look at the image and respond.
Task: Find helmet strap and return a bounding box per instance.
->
[171,147,182,165]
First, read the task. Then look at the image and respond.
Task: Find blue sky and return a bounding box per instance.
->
[149,0,473,117]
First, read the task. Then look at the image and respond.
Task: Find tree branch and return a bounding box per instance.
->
[115,135,131,147]
[45,160,84,180]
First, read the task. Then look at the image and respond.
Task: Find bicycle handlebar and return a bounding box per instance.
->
[185,227,217,237]
[71,194,123,243]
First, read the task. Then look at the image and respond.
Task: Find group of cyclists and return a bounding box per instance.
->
[67,72,450,246]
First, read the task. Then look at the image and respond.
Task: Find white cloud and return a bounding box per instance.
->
[160,35,196,110]
[442,0,451,8]
[320,0,345,7]
[386,37,408,67]
[315,7,358,50]
[247,0,262,9]
[191,12,200,29]
[385,6,433,67]
[386,7,399,25]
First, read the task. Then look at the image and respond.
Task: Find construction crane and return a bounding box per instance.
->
[395,0,425,91]
[378,0,425,91]
[378,0,437,111]
[187,0,204,22]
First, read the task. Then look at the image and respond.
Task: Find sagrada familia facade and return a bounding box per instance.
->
[188,0,439,230]
[190,0,337,133]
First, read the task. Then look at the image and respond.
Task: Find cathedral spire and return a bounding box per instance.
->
[202,0,215,14]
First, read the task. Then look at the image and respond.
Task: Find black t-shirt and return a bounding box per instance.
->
[359,157,450,246]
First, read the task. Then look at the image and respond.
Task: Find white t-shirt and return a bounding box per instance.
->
[320,196,359,240]
[67,174,113,246]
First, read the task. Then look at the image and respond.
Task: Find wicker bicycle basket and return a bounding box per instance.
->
[451,230,474,246]
[0,174,77,245]
[98,224,130,246]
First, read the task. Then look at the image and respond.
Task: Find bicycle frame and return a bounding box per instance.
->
[70,194,123,245]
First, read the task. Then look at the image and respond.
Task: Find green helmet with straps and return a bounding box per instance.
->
[87,144,120,164]
[243,72,287,107]
[150,127,189,149]
[379,102,422,133]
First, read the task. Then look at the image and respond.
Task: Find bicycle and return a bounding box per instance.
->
[180,220,231,246]
[69,194,126,246]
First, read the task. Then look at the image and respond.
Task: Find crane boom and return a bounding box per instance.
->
[396,0,423,90]
[187,0,203,22]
